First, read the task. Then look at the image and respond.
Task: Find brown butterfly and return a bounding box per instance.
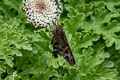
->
[51,25,75,66]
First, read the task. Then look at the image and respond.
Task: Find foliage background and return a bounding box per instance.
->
[0,0,120,80]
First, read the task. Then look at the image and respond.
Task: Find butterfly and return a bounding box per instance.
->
[51,25,75,66]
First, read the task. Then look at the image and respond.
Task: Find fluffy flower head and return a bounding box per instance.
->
[23,0,62,27]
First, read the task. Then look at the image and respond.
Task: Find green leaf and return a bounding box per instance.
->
[73,32,99,49]
[63,13,85,35]
[5,72,20,80]
[3,0,19,11]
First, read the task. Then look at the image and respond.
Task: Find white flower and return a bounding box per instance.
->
[23,0,62,27]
